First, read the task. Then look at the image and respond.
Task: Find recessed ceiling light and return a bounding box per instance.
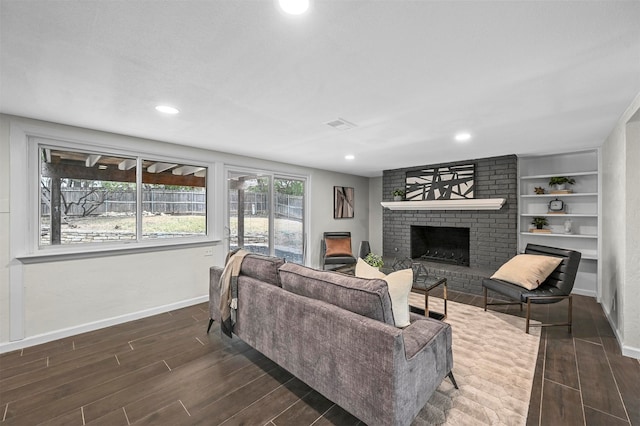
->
[345,154,355,160]
[278,0,309,15]
[155,105,179,114]
[454,132,472,142]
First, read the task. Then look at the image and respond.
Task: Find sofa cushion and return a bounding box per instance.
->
[278,263,395,326]
[355,258,413,328]
[240,254,285,286]
[491,254,562,290]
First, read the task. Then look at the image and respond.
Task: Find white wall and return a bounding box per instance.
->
[0,115,369,351]
[306,170,370,268]
[601,92,640,359]
[624,115,640,354]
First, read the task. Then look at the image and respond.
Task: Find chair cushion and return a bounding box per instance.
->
[490,254,562,290]
[323,255,357,265]
[325,237,352,257]
[355,258,413,328]
[278,263,395,326]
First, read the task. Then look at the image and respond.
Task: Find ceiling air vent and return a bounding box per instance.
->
[325,118,356,131]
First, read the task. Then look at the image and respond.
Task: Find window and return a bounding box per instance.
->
[227,169,306,264]
[38,144,208,248]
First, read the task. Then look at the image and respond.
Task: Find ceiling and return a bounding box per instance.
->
[1,1,639,177]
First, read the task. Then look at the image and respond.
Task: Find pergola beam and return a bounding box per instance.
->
[85,155,102,167]
[118,159,137,170]
[172,165,205,176]
[147,162,177,174]
[41,162,205,187]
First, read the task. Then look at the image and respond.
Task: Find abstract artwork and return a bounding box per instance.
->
[405,164,475,200]
[334,186,354,218]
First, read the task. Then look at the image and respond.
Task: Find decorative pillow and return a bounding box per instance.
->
[325,237,352,257]
[355,258,413,328]
[491,254,563,290]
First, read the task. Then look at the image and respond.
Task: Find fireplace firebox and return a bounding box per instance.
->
[410,226,470,266]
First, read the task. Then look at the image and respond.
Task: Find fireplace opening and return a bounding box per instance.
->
[411,226,470,266]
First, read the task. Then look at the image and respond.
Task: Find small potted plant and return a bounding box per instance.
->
[531,217,549,230]
[392,188,405,201]
[548,176,575,191]
[363,252,384,269]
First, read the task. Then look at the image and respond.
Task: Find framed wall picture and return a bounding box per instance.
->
[334,186,354,218]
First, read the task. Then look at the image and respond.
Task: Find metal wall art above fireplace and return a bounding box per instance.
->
[405,163,475,201]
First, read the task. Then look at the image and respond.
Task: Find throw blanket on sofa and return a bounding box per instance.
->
[219,249,249,338]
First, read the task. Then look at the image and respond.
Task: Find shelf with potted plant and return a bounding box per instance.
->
[520,171,597,196]
[520,171,598,180]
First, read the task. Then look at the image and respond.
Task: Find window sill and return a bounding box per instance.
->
[16,238,222,264]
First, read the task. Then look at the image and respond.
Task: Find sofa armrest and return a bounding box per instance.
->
[402,317,451,360]
[209,266,223,321]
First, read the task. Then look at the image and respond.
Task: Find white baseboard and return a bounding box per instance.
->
[601,302,640,360]
[622,344,640,359]
[0,295,208,354]
[571,288,597,298]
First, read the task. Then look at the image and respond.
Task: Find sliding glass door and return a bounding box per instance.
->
[273,177,305,263]
[227,169,305,264]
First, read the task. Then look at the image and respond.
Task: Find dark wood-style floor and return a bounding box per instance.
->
[0,292,638,426]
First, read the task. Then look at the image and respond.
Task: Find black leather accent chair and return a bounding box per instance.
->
[321,231,357,270]
[482,244,581,334]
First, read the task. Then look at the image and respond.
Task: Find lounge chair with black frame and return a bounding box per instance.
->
[482,243,581,334]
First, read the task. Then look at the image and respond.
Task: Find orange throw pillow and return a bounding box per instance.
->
[325,238,352,257]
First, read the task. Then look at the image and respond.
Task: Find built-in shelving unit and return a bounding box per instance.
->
[518,149,600,297]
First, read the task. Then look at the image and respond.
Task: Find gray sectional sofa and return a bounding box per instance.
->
[208,254,455,426]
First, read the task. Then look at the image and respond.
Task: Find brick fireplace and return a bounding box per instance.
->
[382,155,518,295]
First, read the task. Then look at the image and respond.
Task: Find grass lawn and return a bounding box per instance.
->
[62,214,206,234]
[59,215,302,246]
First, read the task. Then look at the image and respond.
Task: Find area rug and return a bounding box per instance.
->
[409,294,541,426]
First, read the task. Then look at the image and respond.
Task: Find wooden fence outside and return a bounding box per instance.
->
[41,189,303,220]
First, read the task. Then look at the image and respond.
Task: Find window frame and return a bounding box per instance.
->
[16,131,219,263]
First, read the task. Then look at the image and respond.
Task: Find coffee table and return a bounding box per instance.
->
[411,276,447,320]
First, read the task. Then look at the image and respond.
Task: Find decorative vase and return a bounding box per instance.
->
[564,219,573,234]
[556,183,566,191]
[393,195,403,201]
